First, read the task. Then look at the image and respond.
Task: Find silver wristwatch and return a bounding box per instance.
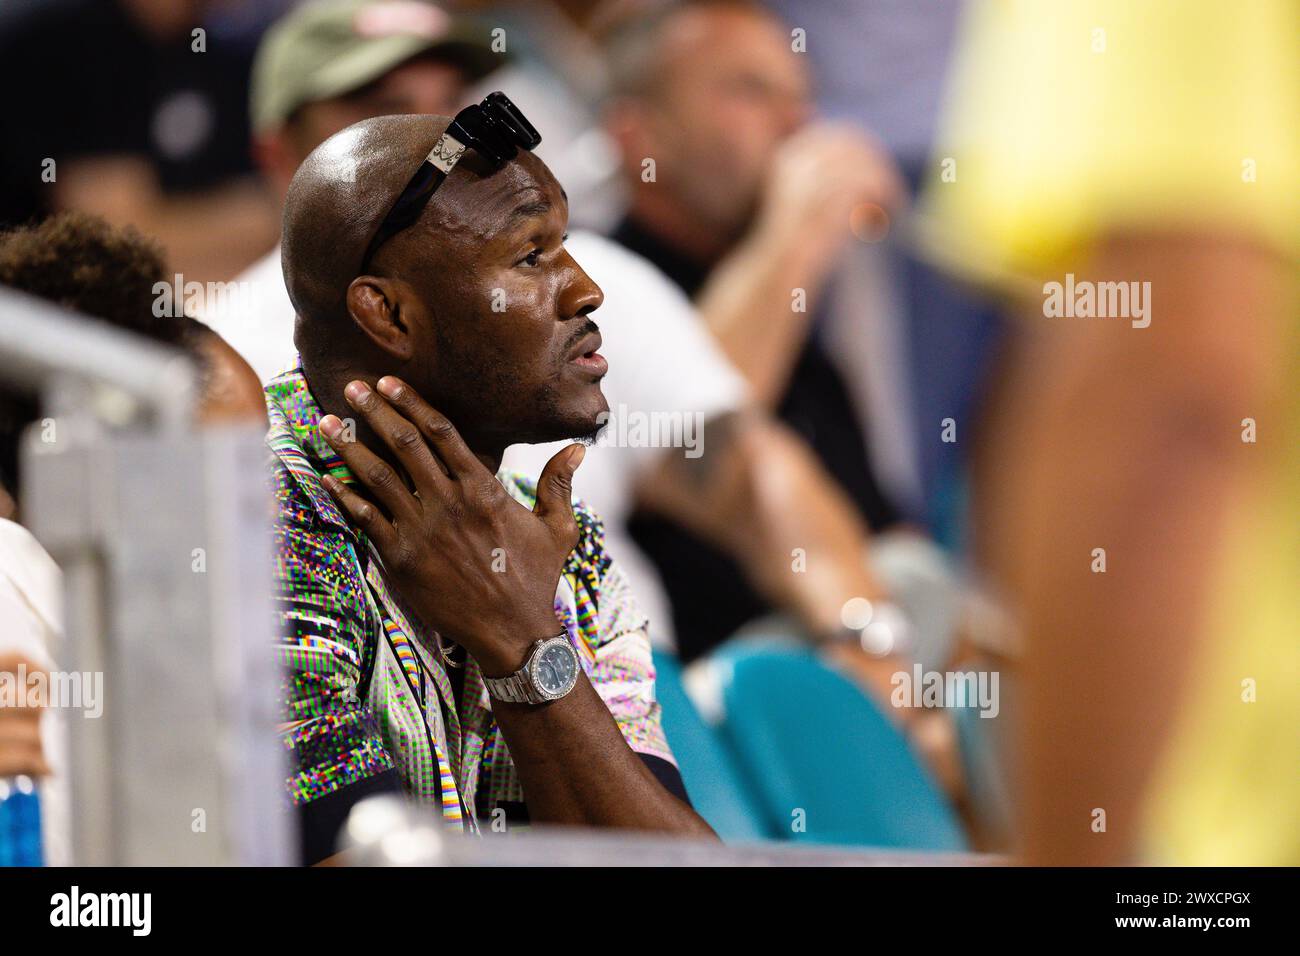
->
[483,633,581,704]
[833,598,914,657]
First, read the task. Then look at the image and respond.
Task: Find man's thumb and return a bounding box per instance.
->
[533,443,584,523]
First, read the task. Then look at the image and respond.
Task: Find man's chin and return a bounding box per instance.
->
[538,411,606,447]
[513,383,607,446]
[569,422,606,446]
[557,387,608,443]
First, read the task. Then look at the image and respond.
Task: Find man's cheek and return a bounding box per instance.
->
[477,279,555,363]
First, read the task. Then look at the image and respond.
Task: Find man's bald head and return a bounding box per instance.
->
[282,113,453,335]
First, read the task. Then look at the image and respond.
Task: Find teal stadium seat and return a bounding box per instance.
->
[652,650,776,841]
[707,642,968,851]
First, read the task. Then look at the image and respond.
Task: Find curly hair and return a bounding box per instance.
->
[0,210,188,347]
[0,212,216,503]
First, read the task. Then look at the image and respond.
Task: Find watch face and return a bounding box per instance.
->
[533,639,578,698]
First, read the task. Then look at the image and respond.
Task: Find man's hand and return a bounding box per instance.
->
[316,379,713,836]
[317,376,585,677]
[694,124,906,405]
[752,122,906,270]
[0,653,49,778]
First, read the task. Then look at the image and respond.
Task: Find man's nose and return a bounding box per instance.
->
[560,260,603,319]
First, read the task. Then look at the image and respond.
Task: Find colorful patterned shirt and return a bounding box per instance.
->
[264,368,679,861]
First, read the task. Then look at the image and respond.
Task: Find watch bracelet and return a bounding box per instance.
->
[484,630,571,703]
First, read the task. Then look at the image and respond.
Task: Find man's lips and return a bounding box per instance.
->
[567,331,608,376]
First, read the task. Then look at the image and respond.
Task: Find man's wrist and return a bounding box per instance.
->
[475,645,530,680]
[750,211,838,281]
[469,608,562,678]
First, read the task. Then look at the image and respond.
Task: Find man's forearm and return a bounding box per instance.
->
[694,230,833,406]
[639,413,889,639]
[982,234,1289,864]
[636,414,952,778]
[489,674,716,836]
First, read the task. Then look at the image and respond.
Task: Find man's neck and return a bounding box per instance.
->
[305,366,504,480]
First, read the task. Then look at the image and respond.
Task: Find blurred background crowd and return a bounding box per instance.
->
[0,0,1295,866]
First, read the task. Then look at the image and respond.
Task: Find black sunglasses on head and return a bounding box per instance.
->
[359,92,541,273]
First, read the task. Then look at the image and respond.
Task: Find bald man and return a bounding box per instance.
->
[267,103,713,863]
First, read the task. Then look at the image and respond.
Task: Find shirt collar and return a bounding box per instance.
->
[265,367,356,532]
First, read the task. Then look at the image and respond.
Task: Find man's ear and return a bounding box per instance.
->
[346,275,414,361]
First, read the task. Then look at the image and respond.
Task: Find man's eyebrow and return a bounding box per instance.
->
[509,186,567,222]
[512,196,553,219]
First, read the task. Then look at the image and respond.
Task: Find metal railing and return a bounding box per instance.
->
[340,795,999,867]
[1,289,290,865]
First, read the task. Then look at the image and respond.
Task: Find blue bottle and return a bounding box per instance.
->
[0,775,44,866]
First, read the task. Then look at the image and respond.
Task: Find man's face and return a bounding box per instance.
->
[286,57,472,166]
[634,6,812,234]
[382,152,607,452]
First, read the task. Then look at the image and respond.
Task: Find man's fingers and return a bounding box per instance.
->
[341,380,450,496]
[321,473,400,554]
[0,713,48,777]
[533,443,584,538]
[0,751,50,778]
[375,376,486,479]
[319,412,418,521]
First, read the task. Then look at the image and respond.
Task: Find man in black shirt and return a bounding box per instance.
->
[603,1,910,661]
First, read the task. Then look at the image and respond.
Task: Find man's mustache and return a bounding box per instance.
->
[564,319,601,352]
